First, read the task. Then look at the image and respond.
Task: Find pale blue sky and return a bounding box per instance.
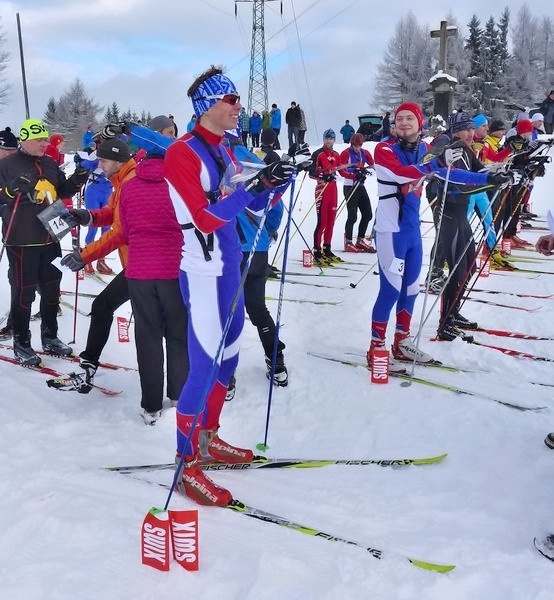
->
[0,0,542,143]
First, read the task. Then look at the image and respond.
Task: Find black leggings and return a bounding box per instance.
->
[343,184,372,241]
[242,251,283,357]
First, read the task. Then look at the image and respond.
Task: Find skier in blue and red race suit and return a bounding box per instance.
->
[163,65,295,506]
[367,102,511,370]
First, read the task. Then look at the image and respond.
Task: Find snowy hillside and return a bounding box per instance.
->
[2,141,554,599]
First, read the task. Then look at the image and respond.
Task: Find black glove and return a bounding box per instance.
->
[355,168,369,183]
[4,174,37,199]
[245,161,296,194]
[323,173,335,182]
[95,121,134,141]
[61,250,86,272]
[488,171,521,187]
[61,208,92,228]
[288,142,310,158]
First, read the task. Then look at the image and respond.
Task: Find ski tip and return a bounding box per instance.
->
[256,443,270,452]
[409,558,455,573]
[413,453,448,465]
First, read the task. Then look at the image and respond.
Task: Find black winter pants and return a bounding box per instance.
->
[81,270,129,364]
[128,278,189,412]
[6,243,62,342]
[436,207,475,327]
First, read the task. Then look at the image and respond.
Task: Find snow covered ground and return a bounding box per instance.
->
[2,140,554,599]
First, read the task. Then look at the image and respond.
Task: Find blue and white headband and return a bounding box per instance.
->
[191,73,238,118]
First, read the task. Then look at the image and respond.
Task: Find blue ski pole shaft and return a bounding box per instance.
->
[259,178,296,450]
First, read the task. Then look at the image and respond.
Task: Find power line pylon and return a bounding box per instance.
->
[235,0,282,115]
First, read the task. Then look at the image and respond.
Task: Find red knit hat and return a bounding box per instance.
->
[516,119,533,135]
[395,102,424,130]
[350,132,365,146]
[50,134,64,146]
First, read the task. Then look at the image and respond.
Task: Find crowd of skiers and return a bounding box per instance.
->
[1,68,553,507]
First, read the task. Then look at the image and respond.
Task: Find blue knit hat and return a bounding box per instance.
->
[472,113,487,128]
[190,73,238,118]
[449,111,473,133]
[323,128,336,140]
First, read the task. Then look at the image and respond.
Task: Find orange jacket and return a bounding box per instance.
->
[81,159,136,267]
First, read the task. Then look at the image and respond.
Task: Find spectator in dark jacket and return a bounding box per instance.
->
[285,101,302,148]
[0,127,19,149]
[0,118,91,365]
[539,90,554,134]
[381,112,391,139]
[169,114,178,137]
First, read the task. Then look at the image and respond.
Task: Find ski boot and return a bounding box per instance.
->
[96,258,114,275]
[355,237,376,253]
[175,456,233,506]
[198,429,254,464]
[323,244,343,263]
[265,352,288,387]
[14,333,41,367]
[392,332,434,364]
[42,331,73,357]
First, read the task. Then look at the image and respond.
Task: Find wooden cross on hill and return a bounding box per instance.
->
[430,20,458,71]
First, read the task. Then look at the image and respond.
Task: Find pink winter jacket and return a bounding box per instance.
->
[119,156,182,280]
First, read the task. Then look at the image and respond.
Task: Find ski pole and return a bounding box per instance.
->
[279,207,325,275]
[458,177,533,315]
[269,172,310,266]
[335,178,362,220]
[406,165,452,382]
[0,193,22,264]
[69,189,84,344]
[349,261,378,289]
[271,180,329,267]
[258,180,295,452]
[417,184,505,336]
